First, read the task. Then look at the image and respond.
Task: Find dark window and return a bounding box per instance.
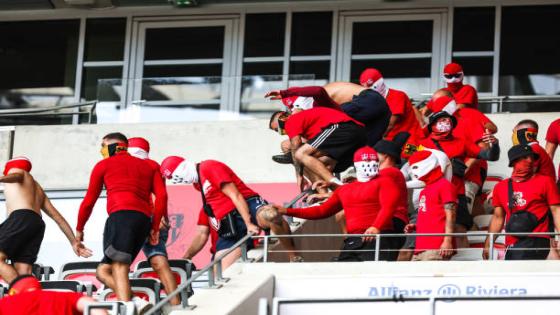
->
[352,20,433,54]
[84,18,127,61]
[452,57,493,93]
[82,67,123,101]
[242,62,283,76]
[499,5,560,112]
[289,61,330,80]
[144,26,225,60]
[244,13,286,57]
[291,12,332,56]
[453,7,495,52]
[143,64,222,78]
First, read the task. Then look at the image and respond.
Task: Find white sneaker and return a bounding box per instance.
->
[162,304,184,315]
[132,296,154,315]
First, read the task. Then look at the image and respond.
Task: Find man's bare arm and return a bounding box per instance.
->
[483,206,506,259]
[184,225,210,259]
[0,173,24,183]
[550,205,560,233]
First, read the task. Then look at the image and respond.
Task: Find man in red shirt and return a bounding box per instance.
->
[269,107,366,190]
[360,68,424,158]
[272,146,401,261]
[512,119,557,181]
[266,81,391,147]
[127,137,180,307]
[484,145,560,260]
[419,111,499,247]
[76,132,166,312]
[160,157,299,263]
[405,150,457,261]
[442,62,479,109]
[545,118,560,182]
[0,274,107,315]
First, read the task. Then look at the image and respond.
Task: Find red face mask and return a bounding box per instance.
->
[418,166,444,185]
[431,118,453,140]
[511,158,534,182]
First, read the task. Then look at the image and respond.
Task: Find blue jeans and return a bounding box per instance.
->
[142,226,169,259]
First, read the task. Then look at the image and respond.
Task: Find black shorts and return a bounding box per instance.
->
[308,122,366,173]
[390,218,407,259]
[0,209,45,264]
[101,210,151,265]
[456,194,473,230]
[340,89,391,147]
[337,236,394,262]
[505,237,550,260]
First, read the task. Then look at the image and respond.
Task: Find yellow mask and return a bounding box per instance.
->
[100,142,128,159]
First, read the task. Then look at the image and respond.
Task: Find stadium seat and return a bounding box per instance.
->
[98,278,161,305]
[33,263,55,281]
[132,259,194,300]
[473,214,493,230]
[59,261,103,293]
[40,280,85,293]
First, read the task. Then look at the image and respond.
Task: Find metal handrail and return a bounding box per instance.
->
[0,101,97,123]
[411,94,560,112]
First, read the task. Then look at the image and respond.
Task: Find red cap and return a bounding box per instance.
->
[353,146,379,163]
[443,62,463,74]
[408,150,432,166]
[160,156,185,179]
[8,275,41,296]
[427,95,454,113]
[128,137,150,153]
[4,156,32,176]
[359,68,383,87]
[281,96,299,110]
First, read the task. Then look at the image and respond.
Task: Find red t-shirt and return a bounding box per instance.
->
[77,152,167,232]
[194,160,258,220]
[492,174,560,245]
[454,107,492,143]
[415,177,458,253]
[379,167,409,224]
[147,158,169,220]
[385,88,423,145]
[284,106,363,140]
[286,179,397,233]
[0,290,83,315]
[419,136,481,195]
[197,210,218,254]
[546,118,560,178]
[529,142,557,181]
[446,84,478,109]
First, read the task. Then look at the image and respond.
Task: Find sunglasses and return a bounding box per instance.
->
[444,73,462,79]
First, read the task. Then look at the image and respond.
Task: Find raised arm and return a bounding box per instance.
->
[282,190,343,220]
[280,86,339,109]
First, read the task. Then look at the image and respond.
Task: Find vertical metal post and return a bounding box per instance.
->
[263,236,269,263]
[207,267,215,288]
[181,291,190,308]
[216,260,223,282]
[241,241,248,262]
[258,298,269,315]
[489,233,495,260]
[429,296,436,315]
[374,234,381,261]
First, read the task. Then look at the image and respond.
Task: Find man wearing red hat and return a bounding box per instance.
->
[0,157,91,284]
[442,62,479,109]
[160,156,300,264]
[360,68,424,157]
[76,132,166,313]
[406,150,458,261]
[0,275,107,315]
[271,146,402,261]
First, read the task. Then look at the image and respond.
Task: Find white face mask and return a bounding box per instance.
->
[354,161,380,182]
[442,100,458,115]
[371,78,388,98]
[444,72,464,83]
[435,119,452,133]
[171,161,198,184]
[293,97,314,110]
[128,147,149,160]
[410,155,438,180]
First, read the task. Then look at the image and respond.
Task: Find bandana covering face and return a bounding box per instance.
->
[511,158,534,182]
[100,142,128,159]
[444,63,464,93]
[171,160,198,184]
[353,146,380,182]
[282,96,314,111]
[409,150,443,184]
[3,157,32,176]
[512,128,538,146]
[431,117,453,140]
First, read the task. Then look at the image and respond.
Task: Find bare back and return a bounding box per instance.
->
[324,82,367,105]
[3,171,44,216]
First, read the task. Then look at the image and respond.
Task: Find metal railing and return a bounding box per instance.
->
[411,94,560,112]
[0,101,97,123]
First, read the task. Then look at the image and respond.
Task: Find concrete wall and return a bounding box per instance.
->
[8,112,560,190]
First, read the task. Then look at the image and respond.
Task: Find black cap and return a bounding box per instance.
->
[374,131,410,164]
[427,111,457,133]
[507,144,539,167]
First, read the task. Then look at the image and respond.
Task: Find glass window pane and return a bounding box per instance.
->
[144,26,225,60]
[453,7,495,52]
[241,62,283,114]
[84,18,126,61]
[291,12,332,56]
[452,57,493,93]
[143,64,222,78]
[499,5,560,112]
[290,61,330,84]
[81,67,123,101]
[242,62,283,76]
[352,20,433,54]
[351,59,431,97]
[244,13,286,57]
[0,19,79,110]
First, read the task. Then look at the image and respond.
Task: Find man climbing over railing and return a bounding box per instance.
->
[160,156,301,266]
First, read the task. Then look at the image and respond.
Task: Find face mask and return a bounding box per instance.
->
[445,73,464,93]
[100,142,128,159]
[275,112,290,135]
[171,160,198,184]
[292,97,314,110]
[128,147,149,160]
[512,158,534,182]
[354,161,380,182]
[410,154,438,181]
[371,78,388,98]
[434,119,452,133]
[512,128,538,146]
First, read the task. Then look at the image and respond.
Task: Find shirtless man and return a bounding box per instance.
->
[266,81,391,146]
[0,157,91,283]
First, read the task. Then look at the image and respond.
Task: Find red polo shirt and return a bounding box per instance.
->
[284,107,363,140]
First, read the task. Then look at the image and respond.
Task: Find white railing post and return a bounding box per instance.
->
[374,234,381,261]
[263,236,269,263]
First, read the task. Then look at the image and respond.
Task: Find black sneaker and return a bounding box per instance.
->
[272,153,293,164]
